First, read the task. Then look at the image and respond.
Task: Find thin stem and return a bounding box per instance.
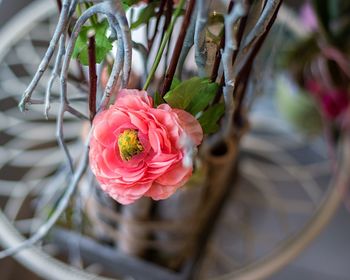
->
[243,0,281,48]
[153,0,173,86]
[159,0,173,80]
[176,3,197,79]
[45,0,78,119]
[210,1,233,83]
[212,75,225,104]
[45,34,66,119]
[107,1,132,87]
[143,0,186,91]
[148,0,166,50]
[98,14,124,111]
[160,0,196,96]
[220,0,249,138]
[162,0,173,47]
[194,0,210,77]
[88,35,97,121]
[162,28,173,79]
[18,0,71,111]
[210,29,225,83]
[84,2,98,25]
[66,105,89,120]
[213,1,247,103]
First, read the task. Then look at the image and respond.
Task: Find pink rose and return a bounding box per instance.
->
[89,89,203,204]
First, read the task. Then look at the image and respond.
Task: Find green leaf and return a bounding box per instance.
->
[72,26,89,63]
[122,0,140,10]
[131,2,158,29]
[72,19,113,65]
[153,91,164,107]
[153,78,180,108]
[163,77,219,116]
[164,77,201,110]
[170,77,181,90]
[187,81,219,115]
[198,103,225,134]
[95,22,113,62]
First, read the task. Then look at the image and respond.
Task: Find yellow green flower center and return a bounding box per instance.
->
[118,129,144,161]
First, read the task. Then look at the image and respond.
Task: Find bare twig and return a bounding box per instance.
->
[18,0,71,112]
[212,1,248,104]
[159,0,173,83]
[107,1,132,88]
[66,106,89,120]
[220,0,249,138]
[45,34,66,119]
[210,31,225,83]
[194,0,210,77]
[176,4,197,79]
[160,0,196,96]
[133,41,148,81]
[143,0,185,90]
[88,35,97,121]
[45,0,78,119]
[58,3,108,173]
[210,1,234,83]
[162,27,173,79]
[243,0,281,49]
[148,0,166,51]
[98,11,124,111]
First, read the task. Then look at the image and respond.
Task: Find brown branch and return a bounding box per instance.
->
[162,27,173,78]
[148,0,167,51]
[210,1,234,83]
[88,35,97,122]
[160,0,196,97]
[210,30,226,83]
[159,0,173,51]
[159,0,173,50]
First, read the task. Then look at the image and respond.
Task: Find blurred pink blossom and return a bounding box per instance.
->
[306,80,349,120]
[300,2,318,32]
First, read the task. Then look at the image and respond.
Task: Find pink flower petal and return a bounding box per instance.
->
[173,109,203,145]
[117,89,153,106]
[144,183,178,200]
[116,89,153,109]
[156,161,192,186]
[107,110,130,129]
[93,120,116,147]
[128,112,148,133]
[148,123,162,153]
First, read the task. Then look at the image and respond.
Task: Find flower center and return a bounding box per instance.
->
[118,129,144,161]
